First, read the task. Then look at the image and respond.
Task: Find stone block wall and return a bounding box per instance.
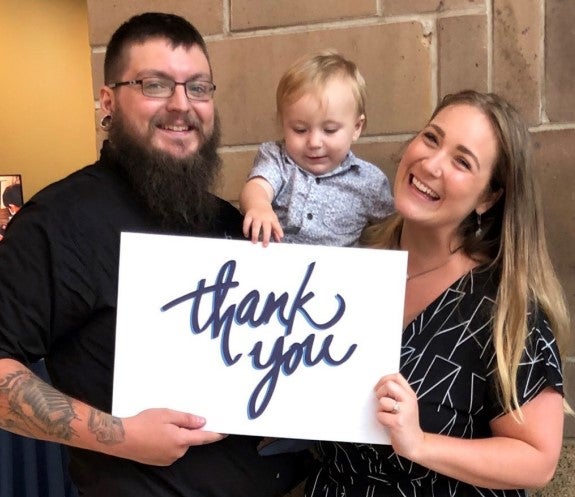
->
[86,1,575,494]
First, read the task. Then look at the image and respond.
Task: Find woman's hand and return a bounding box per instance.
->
[374,373,425,460]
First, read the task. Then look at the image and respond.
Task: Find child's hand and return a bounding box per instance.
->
[242,207,284,246]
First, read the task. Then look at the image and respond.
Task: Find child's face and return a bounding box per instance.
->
[281,77,364,176]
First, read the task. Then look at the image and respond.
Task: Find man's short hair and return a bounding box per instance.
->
[104,12,211,84]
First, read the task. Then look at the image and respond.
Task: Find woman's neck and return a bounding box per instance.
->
[399,221,477,328]
[399,222,466,281]
[399,222,460,256]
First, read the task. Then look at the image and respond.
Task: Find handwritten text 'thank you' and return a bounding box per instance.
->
[160,259,357,419]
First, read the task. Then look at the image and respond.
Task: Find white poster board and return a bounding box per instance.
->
[113,233,407,445]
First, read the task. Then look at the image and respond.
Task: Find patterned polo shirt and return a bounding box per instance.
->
[248,141,394,246]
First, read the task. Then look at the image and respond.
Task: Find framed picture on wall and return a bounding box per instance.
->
[0,174,23,239]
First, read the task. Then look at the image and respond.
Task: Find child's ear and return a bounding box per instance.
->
[353,114,366,141]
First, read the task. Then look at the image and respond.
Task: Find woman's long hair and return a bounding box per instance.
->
[363,90,571,417]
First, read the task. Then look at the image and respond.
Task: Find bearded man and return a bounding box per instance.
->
[0,12,311,497]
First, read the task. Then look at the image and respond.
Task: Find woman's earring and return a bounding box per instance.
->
[100,114,112,131]
[475,212,482,238]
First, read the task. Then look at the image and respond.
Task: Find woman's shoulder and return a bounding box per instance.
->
[437,265,501,328]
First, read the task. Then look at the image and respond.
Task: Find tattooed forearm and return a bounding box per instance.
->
[0,370,78,440]
[88,408,125,445]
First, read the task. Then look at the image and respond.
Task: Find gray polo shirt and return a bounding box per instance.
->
[248,141,394,246]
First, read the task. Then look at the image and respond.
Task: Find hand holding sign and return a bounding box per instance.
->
[115,408,224,466]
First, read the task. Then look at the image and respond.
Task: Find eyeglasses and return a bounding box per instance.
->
[108,77,216,101]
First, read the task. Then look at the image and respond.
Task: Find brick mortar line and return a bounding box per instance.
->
[222,0,231,35]
[530,123,575,132]
[201,9,486,41]
[539,0,547,123]
[219,133,416,153]
[219,124,575,152]
[486,0,493,92]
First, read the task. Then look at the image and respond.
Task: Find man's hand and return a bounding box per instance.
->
[115,408,225,465]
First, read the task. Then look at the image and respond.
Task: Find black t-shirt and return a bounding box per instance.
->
[0,146,312,497]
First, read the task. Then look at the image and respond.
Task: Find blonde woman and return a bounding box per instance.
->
[306,90,570,496]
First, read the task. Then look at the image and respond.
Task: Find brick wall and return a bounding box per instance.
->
[86,1,575,494]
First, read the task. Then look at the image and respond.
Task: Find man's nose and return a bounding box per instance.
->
[166,84,191,111]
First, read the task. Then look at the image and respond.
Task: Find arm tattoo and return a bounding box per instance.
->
[0,370,78,440]
[88,408,125,445]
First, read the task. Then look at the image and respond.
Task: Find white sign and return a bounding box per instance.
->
[113,233,407,445]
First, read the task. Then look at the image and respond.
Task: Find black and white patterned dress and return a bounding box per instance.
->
[306,268,564,497]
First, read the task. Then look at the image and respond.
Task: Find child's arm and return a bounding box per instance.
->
[239,177,284,246]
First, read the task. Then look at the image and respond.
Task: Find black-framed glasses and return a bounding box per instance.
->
[108,77,216,101]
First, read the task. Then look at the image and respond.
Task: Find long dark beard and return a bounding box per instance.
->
[107,114,222,233]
